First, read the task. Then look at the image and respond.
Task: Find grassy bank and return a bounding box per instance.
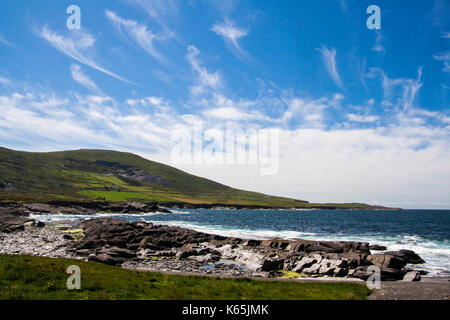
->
[0,254,371,300]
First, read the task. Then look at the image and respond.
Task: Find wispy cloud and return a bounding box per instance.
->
[367,67,423,113]
[0,76,11,86]
[39,26,130,83]
[0,32,13,47]
[317,45,343,88]
[187,45,222,96]
[105,10,169,63]
[372,31,385,53]
[441,32,450,38]
[126,0,178,34]
[433,52,450,72]
[70,64,102,94]
[211,19,252,62]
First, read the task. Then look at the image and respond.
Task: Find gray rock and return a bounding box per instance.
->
[302,263,321,274]
[402,271,421,282]
[367,254,407,270]
[292,257,317,272]
[88,253,125,265]
[384,250,425,264]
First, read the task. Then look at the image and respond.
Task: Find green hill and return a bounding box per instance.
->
[0,147,384,209]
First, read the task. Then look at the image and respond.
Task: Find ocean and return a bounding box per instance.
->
[32,208,450,278]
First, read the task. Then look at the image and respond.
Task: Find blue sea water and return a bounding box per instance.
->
[33,209,450,277]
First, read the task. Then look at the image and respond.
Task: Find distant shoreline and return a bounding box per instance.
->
[0,200,401,212]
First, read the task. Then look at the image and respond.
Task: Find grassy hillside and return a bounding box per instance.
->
[0,147,383,209]
[0,254,371,300]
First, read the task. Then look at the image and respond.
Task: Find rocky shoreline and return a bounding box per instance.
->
[0,208,427,282]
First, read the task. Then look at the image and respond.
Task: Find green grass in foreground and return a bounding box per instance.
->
[0,254,372,300]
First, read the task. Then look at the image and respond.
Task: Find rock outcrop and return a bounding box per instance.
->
[64,218,425,280]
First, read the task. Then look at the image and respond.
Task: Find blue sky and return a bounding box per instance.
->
[0,0,449,208]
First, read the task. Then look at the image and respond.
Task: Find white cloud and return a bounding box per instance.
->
[282,97,328,128]
[441,32,450,38]
[126,96,165,107]
[70,64,101,93]
[204,107,254,121]
[211,19,252,62]
[347,114,379,123]
[39,26,130,83]
[0,83,449,208]
[105,10,169,63]
[317,45,343,88]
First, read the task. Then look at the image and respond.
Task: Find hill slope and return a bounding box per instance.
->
[0,147,383,209]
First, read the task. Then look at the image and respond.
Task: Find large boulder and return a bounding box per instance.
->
[74,218,143,250]
[367,254,408,269]
[384,250,425,264]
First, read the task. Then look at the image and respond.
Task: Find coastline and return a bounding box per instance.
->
[0,209,431,280]
[1,205,449,300]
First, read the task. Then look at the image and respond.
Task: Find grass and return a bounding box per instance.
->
[0,254,372,300]
[78,190,171,202]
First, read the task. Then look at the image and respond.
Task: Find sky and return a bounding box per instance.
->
[0,0,449,209]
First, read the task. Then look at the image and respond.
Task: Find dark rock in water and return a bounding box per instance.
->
[369,245,387,251]
[0,215,34,233]
[384,249,425,264]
